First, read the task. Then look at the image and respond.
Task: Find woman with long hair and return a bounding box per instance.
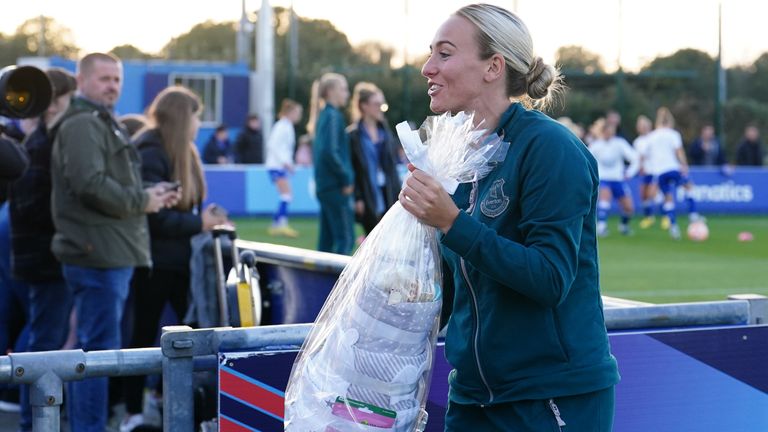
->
[307,73,355,254]
[347,82,402,236]
[121,86,229,431]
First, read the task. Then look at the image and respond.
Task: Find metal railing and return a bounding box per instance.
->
[1,295,766,431]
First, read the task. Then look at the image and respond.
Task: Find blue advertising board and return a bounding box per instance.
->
[218,325,768,431]
[204,166,768,216]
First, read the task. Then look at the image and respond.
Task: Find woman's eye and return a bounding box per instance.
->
[439,52,450,59]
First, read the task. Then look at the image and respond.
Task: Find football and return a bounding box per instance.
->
[687,220,709,242]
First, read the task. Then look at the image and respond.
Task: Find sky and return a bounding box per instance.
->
[2,0,766,72]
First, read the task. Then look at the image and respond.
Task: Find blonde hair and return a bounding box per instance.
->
[455,4,563,109]
[655,106,675,129]
[306,72,346,137]
[349,81,381,123]
[145,85,206,211]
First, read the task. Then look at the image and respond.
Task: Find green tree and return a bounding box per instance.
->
[556,45,605,74]
[161,21,237,61]
[0,16,79,66]
[110,44,155,60]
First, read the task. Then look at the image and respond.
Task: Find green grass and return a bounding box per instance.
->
[231,215,768,305]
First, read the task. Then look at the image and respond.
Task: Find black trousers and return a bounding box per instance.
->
[123,267,189,414]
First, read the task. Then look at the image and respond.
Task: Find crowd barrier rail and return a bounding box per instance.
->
[1,295,766,431]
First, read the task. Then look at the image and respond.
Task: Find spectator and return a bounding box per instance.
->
[307,72,355,255]
[118,113,149,140]
[120,85,230,432]
[202,124,233,164]
[265,99,303,238]
[399,5,619,429]
[689,125,726,166]
[294,134,312,167]
[347,82,402,235]
[50,52,176,432]
[7,67,77,431]
[735,125,764,166]
[234,113,264,164]
[0,132,28,414]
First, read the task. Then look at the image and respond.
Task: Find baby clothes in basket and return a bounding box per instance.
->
[289,278,441,431]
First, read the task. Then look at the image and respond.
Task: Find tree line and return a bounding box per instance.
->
[3,10,767,158]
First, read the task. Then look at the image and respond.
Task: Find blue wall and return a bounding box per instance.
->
[45,56,250,150]
[204,166,768,216]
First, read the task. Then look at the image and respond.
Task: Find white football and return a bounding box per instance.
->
[687,221,709,242]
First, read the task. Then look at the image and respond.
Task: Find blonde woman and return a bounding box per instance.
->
[307,73,355,254]
[645,106,699,239]
[399,5,618,429]
[347,82,401,235]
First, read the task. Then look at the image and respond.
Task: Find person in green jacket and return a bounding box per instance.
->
[307,72,355,254]
[399,5,620,431]
[50,52,176,432]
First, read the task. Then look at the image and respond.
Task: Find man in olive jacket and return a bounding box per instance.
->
[50,53,173,432]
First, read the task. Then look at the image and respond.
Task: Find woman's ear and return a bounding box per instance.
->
[484,53,505,83]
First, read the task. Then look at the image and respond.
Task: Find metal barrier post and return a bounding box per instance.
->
[11,349,86,432]
[728,294,768,324]
[161,326,216,432]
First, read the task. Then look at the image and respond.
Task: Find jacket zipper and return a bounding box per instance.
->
[459,179,494,404]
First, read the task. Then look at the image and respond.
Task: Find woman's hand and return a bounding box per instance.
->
[201,203,231,231]
[399,164,460,233]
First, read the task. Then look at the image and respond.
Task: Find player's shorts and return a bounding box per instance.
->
[268,169,288,183]
[641,174,654,185]
[600,180,630,199]
[657,170,688,195]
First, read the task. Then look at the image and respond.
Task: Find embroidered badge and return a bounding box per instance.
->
[480,179,509,218]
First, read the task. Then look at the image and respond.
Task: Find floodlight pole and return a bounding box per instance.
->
[251,0,275,140]
[715,2,726,146]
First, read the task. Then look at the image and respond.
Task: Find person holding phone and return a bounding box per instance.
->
[120,86,230,431]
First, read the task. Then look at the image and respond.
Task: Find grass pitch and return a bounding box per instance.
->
[231,215,767,305]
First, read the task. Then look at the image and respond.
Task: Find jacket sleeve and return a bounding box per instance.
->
[139,145,203,237]
[318,111,354,185]
[0,137,28,181]
[57,115,147,218]
[202,138,218,164]
[441,135,592,308]
[348,130,366,201]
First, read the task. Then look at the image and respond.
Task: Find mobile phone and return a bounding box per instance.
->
[166,181,181,192]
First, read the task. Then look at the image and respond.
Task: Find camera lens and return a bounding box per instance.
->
[0,65,53,119]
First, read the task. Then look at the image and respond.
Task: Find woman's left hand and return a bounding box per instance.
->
[399,164,460,233]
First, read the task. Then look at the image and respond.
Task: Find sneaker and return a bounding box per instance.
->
[660,216,671,230]
[619,224,633,236]
[120,413,145,432]
[597,227,609,237]
[689,213,706,223]
[639,216,655,229]
[142,390,162,428]
[268,225,299,238]
[669,225,681,240]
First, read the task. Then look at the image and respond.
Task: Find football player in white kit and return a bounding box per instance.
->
[588,118,640,236]
[644,107,700,239]
[634,115,662,228]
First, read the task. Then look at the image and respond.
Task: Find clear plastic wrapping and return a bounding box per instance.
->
[285,112,505,431]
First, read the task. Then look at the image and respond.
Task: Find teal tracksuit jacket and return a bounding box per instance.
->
[440,103,620,405]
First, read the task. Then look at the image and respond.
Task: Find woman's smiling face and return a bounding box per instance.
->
[421,15,489,115]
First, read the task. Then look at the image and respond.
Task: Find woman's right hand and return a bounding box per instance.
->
[202,203,230,231]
